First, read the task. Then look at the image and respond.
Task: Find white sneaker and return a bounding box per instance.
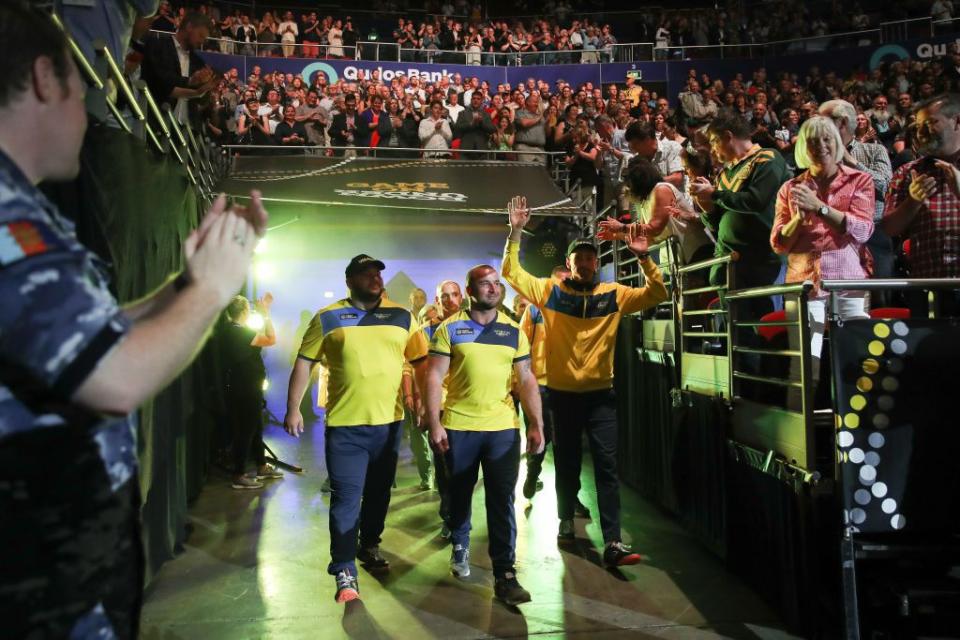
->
[232,475,264,490]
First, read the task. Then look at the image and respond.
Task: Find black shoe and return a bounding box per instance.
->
[494,572,531,606]
[603,541,643,567]
[557,519,574,542]
[357,546,390,569]
[574,499,591,519]
[522,473,539,500]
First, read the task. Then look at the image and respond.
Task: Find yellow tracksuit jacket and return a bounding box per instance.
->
[501,239,668,392]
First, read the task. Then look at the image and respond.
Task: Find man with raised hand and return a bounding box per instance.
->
[283,254,429,604]
[501,195,667,568]
[425,265,544,606]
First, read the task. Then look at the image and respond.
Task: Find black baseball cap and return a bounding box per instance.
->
[566,238,598,256]
[345,254,386,277]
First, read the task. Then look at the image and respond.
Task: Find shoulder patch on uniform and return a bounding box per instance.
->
[0,220,64,267]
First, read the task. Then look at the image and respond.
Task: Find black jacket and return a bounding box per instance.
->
[329,111,370,149]
[141,32,206,108]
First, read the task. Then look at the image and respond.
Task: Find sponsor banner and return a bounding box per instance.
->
[219,155,581,215]
[201,33,960,107]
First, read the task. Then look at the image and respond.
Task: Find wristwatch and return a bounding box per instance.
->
[816,204,829,217]
[635,251,651,261]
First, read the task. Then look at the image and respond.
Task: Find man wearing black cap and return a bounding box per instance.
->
[501,196,668,567]
[283,254,429,603]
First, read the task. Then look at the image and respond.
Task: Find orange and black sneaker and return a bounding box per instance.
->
[603,541,643,567]
[334,569,360,603]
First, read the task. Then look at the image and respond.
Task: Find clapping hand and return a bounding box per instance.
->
[689,176,715,200]
[790,182,822,213]
[596,216,626,241]
[254,292,273,314]
[934,160,960,198]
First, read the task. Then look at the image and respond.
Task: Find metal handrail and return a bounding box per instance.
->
[677,251,739,274]
[725,281,811,300]
[52,14,103,90]
[821,278,960,291]
[94,43,145,123]
[221,143,564,158]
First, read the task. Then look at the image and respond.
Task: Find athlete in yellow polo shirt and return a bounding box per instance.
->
[425,264,544,607]
[283,254,428,604]
[502,195,667,568]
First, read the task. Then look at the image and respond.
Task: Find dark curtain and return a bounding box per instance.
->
[44,123,226,584]
[614,317,727,555]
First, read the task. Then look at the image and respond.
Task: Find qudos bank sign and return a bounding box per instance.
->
[301,61,466,85]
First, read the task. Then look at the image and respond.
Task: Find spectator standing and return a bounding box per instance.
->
[456,91,495,155]
[377,98,419,156]
[514,94,547,165]
[329,93,369,155]
[275,105,308,145]
[257,12,279,57]
[302,12,321,58]
[771,116,874,382]
[278,11,299,58]
[234,14,257,56]
[296,90,328,146]
[820,99,895,292]
[884,94,960,314]
[221,295,279,489]
[419,101,453,157]
[328,19,344,58]
[564,122,601,196]
[690,109,791,305]
[141,12,218,123]
[678,79,718,124]
[624,121,684,189]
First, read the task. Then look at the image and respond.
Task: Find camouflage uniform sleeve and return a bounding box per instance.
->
[0,218,131,401]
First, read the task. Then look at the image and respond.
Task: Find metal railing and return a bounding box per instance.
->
[822,278,960,319]
[677,252,738,356]
[57,17,223,202]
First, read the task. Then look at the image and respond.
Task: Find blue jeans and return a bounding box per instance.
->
[326,422,401,575]
[445,428,520,577]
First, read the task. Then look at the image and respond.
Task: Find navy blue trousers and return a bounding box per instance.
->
[325,422,401,575]
[445,428,521,577]
[550,388,622,543]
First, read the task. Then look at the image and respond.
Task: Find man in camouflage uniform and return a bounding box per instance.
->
[0,5,266,637]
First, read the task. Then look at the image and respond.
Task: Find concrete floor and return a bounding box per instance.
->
[140,419,800,640]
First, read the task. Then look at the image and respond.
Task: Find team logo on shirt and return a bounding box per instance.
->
[339,313,359,320]
[455,328,475,335]
[494,329,510,337]
[373,312,391,320]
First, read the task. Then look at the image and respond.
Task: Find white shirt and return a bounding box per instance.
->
[445,103,465,122]
[173,36,191,123]
[278,20,299,41]
[418,116,452,155]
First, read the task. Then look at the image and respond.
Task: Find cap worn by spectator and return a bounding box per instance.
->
[345,254,386,276]
[567,238,598,256]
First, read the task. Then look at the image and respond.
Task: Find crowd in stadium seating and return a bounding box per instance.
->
[201,40,958,175]
[151,0,957,63]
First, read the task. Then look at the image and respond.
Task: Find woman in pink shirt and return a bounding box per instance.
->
[771,115,875,380]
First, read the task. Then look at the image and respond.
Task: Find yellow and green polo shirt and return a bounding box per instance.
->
[298,298,428,427]
[429,310,530,431]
